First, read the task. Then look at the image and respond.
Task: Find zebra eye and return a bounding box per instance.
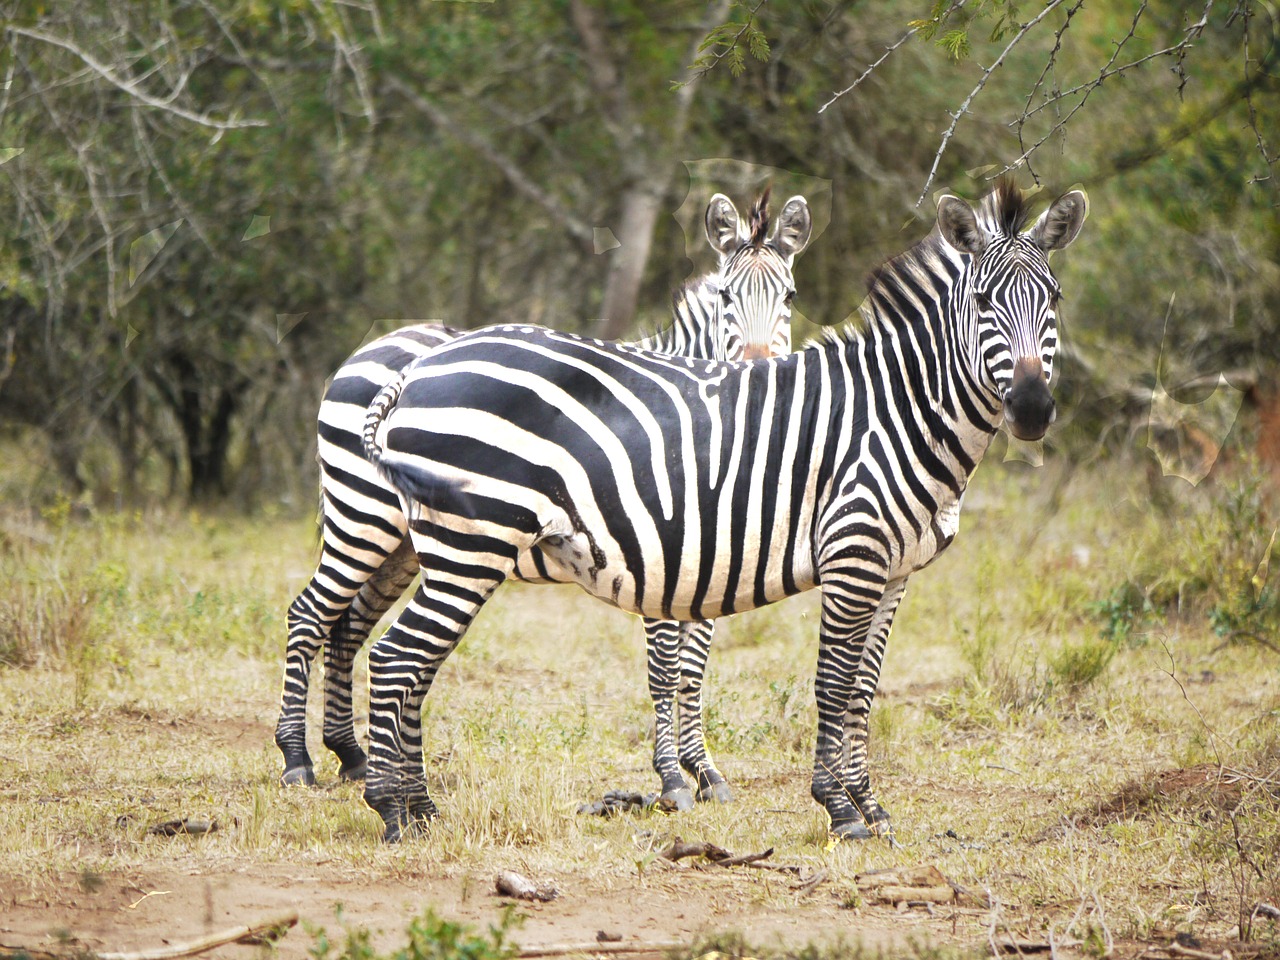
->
[720,289,733,306]
[784,289,796,306]
[974,291,993,311]
[1050,289,1064,308]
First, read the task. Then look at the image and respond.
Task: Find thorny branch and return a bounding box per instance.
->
[818,0,968,114]
[998,0,1220,181]
[823,2,1278,202]
[916,0,1069,205]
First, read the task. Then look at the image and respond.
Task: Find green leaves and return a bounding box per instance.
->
[683,0,771,81]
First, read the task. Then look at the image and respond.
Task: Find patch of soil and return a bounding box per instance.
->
[1033,763,1268,841]
[0,861,977,960]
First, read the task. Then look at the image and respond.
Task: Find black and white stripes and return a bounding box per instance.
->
[360,180,1088,841]
[274,191,813,803]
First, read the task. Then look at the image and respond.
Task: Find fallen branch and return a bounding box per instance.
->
[793,869,829,896]
[660,838,730,862]
[518,941,687,958]
[1,912,298,960]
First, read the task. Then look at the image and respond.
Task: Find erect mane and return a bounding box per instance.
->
[981,175,1034,237]
[748,186,772,248]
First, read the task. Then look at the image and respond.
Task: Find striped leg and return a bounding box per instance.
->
[644,617,730,807]
[363,521,524,842]
[839,578,907,836]
[645,618,693,809]
[674,620,731,802]
[811,561,891,840]
[321,537,420,782]
[275,488,408,786]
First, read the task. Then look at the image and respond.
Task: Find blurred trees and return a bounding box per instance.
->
[0,0,1276,505]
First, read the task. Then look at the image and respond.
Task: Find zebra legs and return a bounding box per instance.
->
[644,618,730,808]
[363,527,519,842]
[674,620,731,802]
[838,578,907,836]
[275,490,408,786]
[811,568,896,840]
[321,538,420,781]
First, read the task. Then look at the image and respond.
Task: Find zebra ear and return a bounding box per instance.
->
[936,194,989,256]
[1029,189,1088,253]
[770,195,812,261]
[705,193,746,256]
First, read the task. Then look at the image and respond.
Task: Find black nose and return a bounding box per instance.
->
[1004,356,1055,441]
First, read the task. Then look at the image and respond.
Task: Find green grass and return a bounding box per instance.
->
[1,455,1278,953]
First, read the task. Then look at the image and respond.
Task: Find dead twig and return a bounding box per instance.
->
[660,838,730,862]
[793,869,829,896]
[0,912,298,960]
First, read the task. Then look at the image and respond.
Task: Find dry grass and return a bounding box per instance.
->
[1,454,1278,956]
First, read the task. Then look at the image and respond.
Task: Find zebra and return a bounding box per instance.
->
[274,190,814,809]
[358,179,1088,843]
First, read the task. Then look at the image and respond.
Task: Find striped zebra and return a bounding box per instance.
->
[359,179,1087,842]
[274,191,814,804]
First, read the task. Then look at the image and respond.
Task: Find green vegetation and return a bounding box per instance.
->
[307,907,520,960]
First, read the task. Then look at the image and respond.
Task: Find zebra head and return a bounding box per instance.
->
[705,189,813,360]
[937,180,1088,441]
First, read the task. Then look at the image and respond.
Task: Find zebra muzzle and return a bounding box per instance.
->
[1003,356,1055,441]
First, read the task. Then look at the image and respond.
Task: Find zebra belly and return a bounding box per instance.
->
[524,530,806,621]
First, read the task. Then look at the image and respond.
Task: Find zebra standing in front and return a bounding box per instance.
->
[359,179,1087,842]
[275,190,813,809]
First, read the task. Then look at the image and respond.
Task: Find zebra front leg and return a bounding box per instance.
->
[811,571,889,840]
[839,578,907,837]
[322,538,420,781]
[644,618,694,810]
[673,619,732,803]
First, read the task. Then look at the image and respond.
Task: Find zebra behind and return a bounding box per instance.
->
[275,191,813,808]
[360,179,1087,842]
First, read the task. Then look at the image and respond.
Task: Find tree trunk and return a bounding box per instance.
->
[599,185,665,340]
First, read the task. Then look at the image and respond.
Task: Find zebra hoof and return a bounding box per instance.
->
[661,786,696,812]
[338,759,368,782]
[696,780,733,804]
[280,765,316,787]
[829,819,875,841]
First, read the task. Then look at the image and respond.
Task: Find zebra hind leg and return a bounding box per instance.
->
[363,545,515,842]
[276,593,330,786]
[674,620,732,803]
[322,538,420,781]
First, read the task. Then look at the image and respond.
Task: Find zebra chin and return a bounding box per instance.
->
[742,343,772,360]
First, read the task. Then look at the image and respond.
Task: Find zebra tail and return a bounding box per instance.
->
[361,367,473,523]
[362,369,408,469]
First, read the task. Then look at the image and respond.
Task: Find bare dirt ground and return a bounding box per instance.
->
[0,858,957,960]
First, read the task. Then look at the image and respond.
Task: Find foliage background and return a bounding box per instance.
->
[0,0,1276,504]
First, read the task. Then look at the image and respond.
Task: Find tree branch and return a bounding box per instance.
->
[382,74,593,245]
[915,0,1068,206]
[5,24,266,130]
[818,0,968,114]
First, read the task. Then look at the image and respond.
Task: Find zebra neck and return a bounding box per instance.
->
[850,290,1005,480]
[641,275,719,360]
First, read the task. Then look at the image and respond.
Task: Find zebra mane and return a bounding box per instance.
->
[857,178,1041,336]
[748,186,772,247]
[980,176,1034,237]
